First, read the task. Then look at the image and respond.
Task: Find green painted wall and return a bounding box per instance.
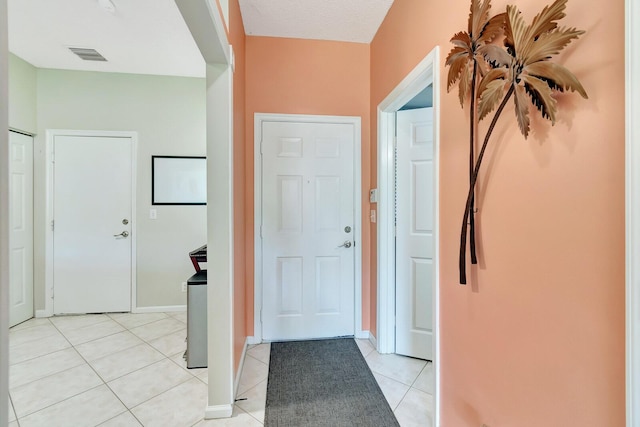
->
[34,69,206,310]
[8,54,37,134]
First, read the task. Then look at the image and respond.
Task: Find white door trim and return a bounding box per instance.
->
[43,129,138,317]
[0,1,9,421]
[626,1,639,426]
[376,47,440,425]
[253,113,363,342]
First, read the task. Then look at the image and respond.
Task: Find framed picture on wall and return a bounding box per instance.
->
[152,155,206,205]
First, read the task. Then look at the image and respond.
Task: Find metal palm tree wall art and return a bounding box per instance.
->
[446,0,588,284]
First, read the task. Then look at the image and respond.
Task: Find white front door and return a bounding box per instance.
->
[395,108,434,360]
[53,134,133,314]
[261,120,355,341]
[9,131,34,327]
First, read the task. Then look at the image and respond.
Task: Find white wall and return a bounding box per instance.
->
[1,0,10,424]
[8,53,36,134]
[34,69,207,309]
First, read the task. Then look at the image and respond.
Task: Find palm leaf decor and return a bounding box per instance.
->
[446,0,588,284]
[446,0,505,267]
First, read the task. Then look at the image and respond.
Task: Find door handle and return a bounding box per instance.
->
[114,231,129,238]
[337,240,352,249]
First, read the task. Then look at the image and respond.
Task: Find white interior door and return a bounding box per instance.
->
[53,134,133,314]
[395,107,434,360]
[261,120,355,341]
[9,131,34,327]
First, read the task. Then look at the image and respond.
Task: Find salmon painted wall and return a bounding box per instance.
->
[371,0,625,426]
[228,0,247,371]
[244,36,372,335]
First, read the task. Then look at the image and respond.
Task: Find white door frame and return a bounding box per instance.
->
[0,0,9,421]
[253,113,363,343]
[376,47,440,424]
[43,129,138,317]
[626,1,640,426]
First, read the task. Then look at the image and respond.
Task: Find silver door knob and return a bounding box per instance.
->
[114,231,129,238]
[337,240,352,248]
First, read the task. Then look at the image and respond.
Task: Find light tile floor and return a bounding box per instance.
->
[8,313,433,427]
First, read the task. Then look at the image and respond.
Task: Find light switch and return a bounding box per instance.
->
[369,189,378,203]
[150,208,157,220]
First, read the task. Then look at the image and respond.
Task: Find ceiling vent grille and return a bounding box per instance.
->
[68,47,107,62]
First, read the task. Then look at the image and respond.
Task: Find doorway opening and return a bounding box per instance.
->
[376,46,441,424]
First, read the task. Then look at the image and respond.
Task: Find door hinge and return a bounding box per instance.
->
[393,136,398,149]
[51,220,55,231]
[260,139,264,154]
[260,225,263,239]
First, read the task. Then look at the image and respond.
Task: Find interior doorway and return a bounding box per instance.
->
[376,46,441,423]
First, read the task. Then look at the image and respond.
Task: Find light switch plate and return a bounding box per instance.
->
[369,189,378,203]
[150,208,157,220]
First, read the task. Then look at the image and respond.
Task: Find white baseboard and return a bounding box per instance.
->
[355,330,369,339]
[133,305,187,314]
[246,336,261,345]
[368,332,378,350]
[234,338,249,397]
[204,404,233,419]
[35,309,52,318]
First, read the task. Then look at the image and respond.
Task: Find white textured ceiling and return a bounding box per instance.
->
[8,0,394,78]
[239,0,394,43]
[8,0,206,77]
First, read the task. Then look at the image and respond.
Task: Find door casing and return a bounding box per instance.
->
[253,113,363,343]
[376,47,440,424]
[42,129,138,317]
[626,1,640,426]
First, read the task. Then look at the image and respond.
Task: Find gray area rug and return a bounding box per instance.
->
[264,338,400,427]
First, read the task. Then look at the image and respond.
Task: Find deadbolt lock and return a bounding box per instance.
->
[122,219,129,225]
[344,226,351,233]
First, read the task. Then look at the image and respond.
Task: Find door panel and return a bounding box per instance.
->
[396,108,434,360]
[262,121,355,341]
[9,131,34,327]
[53,135,132,314]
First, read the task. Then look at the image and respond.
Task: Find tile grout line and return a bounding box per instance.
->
[362,349,419,413]
[9,348,86,390]
[81,314,192,426]
[8,393,19,426]
[49,314,113,334]
[77,314,190,425]
[12,312,190,426]
[11,314,164,425]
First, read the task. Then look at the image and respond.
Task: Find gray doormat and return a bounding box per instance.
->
[264,338,400,427]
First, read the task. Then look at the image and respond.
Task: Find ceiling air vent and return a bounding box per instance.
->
[68,47,107,62]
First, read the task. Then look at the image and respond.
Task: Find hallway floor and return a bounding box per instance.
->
[8,312,433,426]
